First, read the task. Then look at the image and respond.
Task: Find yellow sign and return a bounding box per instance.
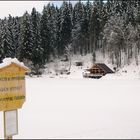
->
[0,62,29,111]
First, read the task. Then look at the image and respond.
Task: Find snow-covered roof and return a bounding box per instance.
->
[87,63,114,74]
[95,63,114,73]
[0,58,30,72]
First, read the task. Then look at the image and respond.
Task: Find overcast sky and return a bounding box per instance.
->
[0,1,84,19]
[0,1,50,19]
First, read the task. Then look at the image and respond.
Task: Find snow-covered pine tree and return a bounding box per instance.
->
[12,16,21,58]
[60,1,72,57]
[103,0,140,67]
[71,1,84,55]
[7,15,15,58]
[19,11,33,64]
[0,0,139,72]
[89,2,101,62]
[80,1,91,55]
[104,13,127,67]
[0,19,4,62]
[93,0,105,50]
[95,1,108,59]
[31,7,44,75]
[55,6,62,57]
[31,7,40,50]
[103,12,140,67]
[47,4,58,59]
[135,12,140,54]
[40,5,51,63]
[84,0,92,54]
[1,17,14,59]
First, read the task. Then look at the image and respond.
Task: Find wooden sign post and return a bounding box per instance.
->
[0,58,30,139]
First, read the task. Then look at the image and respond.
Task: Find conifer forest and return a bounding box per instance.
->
[0,0,140,74]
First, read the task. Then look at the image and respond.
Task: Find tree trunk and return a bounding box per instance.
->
[135,43,138,65]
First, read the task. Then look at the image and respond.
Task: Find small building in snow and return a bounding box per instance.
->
[83,63,114,78]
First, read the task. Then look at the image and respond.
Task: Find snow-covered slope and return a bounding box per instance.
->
[43,54,140,80]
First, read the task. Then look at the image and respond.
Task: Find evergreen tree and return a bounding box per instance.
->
[47,4,58,59]
[7,15,15,58]
[72,1,84,55]
[19,11,33,63]
[11,16,21,58]
[80,3,90,55]
[0,0,139,71]
[84,0,92,54]
[40,5,51,63]
[55,6,62,57]
[89,3,99,59]
[31,7,44,74]
[0,19,5,62]
[1,17,14,58]
[61,1,72,57]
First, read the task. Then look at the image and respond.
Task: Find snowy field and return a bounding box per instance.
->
[0,76,137,139]
[0,56,140,138]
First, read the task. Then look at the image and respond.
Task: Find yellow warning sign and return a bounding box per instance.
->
[0,62,29,111]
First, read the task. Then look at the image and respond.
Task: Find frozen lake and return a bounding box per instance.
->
[1,77,140,139]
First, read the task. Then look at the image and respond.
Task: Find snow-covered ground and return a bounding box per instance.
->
[0,56,140,139]
[0,76,139,139]
[43,53,140,80]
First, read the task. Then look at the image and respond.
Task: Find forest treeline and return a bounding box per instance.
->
[0,0,140,74]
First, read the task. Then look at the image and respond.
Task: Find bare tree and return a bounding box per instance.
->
[64,44,72,73]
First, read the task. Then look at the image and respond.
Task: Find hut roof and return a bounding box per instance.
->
[91,63,114,73]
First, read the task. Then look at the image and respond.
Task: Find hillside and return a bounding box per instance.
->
[42,53,140,80]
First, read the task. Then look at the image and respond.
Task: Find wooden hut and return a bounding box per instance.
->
[83,63,114,78]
